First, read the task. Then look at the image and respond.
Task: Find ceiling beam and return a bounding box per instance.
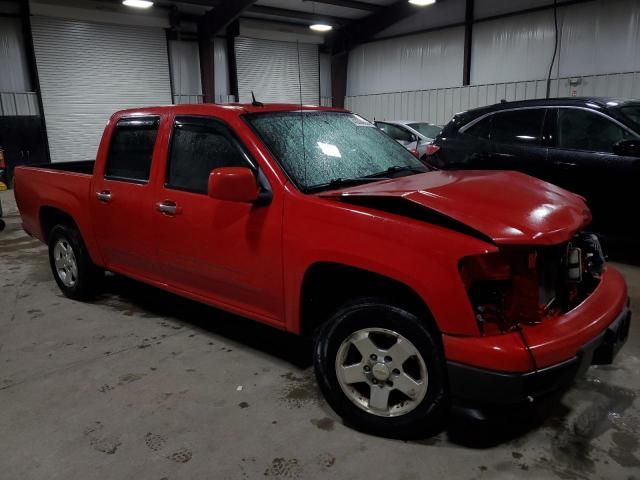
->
[200,0,257,36]
[329,0,426,52]
[247,5,349,25]
[310,0,381,12]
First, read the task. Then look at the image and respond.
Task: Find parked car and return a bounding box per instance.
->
[427,98,640,230]
[15,104,629,438]
[374,120,442,160]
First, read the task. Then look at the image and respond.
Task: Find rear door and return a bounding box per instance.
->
[486,108,551,181]
[90,116,161,279]
[151,115,284,323]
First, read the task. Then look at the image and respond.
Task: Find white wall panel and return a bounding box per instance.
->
[169,40,202,101]
[346,71,640,125]
[31,16,171,162]
[213,38,230,99]
[471,10,557,85]
[557,0,640,77]
[0,16,31,92]
[346,27,464,96]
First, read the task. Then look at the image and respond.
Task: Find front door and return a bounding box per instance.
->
[486,108,551,181]
[90,116,161,279]
[546,107,639,230]
[152,115,284,324]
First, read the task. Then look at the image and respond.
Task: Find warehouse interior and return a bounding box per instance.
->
[1,0,640,478]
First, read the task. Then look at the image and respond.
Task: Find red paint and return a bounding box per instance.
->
[14,104,627,375]
[208,167,259,203]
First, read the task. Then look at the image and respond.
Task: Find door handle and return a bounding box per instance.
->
[96,190,112,203]
[156,200,180,216]
[555,161,577,169]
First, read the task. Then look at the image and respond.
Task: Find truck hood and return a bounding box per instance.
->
[322,170,591,245]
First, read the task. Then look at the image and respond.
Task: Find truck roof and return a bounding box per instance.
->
[113,103,346,119]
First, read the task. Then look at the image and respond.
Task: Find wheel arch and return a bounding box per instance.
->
[299,261,439,340]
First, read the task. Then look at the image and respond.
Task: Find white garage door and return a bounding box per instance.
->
[31,16,172,163]
[235,36,319,105]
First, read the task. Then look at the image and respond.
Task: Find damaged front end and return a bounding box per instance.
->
[459,233,606,336]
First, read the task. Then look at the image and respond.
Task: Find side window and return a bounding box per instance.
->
[464,117,491,139]
[557,108,632,153]
[167,117,249,193]
[379,123,414,143]
[491,109,546,145]
[105,117,159,182]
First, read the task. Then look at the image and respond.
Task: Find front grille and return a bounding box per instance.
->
[535,233,603,316]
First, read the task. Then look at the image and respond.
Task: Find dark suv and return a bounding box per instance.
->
[428,98,640,230]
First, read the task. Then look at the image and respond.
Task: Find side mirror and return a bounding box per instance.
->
[613,139,640,157]
[208,167,259,203]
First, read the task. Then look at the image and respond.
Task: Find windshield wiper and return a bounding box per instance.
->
[366,165,428,178]
[305,176,389,193]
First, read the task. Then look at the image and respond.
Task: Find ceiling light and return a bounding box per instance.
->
[310,24,333,32]
[409,0,436,6]
[122,0,153,8]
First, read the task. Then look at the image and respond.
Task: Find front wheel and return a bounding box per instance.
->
[314,298,448,438]
[48,224,101,300]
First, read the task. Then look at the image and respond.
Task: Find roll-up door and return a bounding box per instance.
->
[235,36,319,105]
[31,16,172,163]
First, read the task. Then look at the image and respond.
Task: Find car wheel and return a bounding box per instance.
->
[48,224,101,300]
[314,298,448,438]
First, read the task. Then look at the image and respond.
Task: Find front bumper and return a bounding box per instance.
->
[447,305,631,405]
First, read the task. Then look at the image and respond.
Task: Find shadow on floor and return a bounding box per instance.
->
[99,273,577,448]
[99,273,314,369]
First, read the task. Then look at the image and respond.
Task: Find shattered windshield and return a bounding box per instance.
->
[246,111,427,192]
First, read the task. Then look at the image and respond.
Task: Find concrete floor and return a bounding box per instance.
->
[1,188,639,480]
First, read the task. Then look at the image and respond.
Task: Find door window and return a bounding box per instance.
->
[376,122,414,143]
[490,109,546,146]
[105,117,159,182]
[464,117,491,139]
[167,117,249,194]
[557,108,632,153]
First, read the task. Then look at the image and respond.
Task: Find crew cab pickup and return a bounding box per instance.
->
[14,104,630,437]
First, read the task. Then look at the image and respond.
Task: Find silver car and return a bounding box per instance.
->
[374,120,442,159]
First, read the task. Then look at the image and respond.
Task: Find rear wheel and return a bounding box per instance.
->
[314,298,448,438]
[48,224,101,300]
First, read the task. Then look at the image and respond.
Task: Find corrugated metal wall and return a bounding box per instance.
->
[346,72,640,124]
[31,16,172,163]
[235,36,319,104]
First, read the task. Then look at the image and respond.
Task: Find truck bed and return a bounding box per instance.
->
[14,161,96,249]
[24,160,95,175]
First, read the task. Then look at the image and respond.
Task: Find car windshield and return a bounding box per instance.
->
[407,122,442,139]
[246,111,427,192]
[618,104,640,131]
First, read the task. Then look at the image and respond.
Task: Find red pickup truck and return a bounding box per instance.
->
[15,104,630,437]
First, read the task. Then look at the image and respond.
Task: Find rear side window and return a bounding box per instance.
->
[557,108,632,153]
[167,116,248,193]
[376,122,414,143]
[491,109,546,145]
[464,117,491,139]
[105,117,159,182]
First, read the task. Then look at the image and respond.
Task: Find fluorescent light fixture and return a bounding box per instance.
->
[122,0,153,8]
[310,24,333,32]
[409,0,436,5]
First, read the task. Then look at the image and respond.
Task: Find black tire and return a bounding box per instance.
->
[314,298,448,439]
[48,224,101,300]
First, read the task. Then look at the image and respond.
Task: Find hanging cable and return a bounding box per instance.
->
[546,0,559,98]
